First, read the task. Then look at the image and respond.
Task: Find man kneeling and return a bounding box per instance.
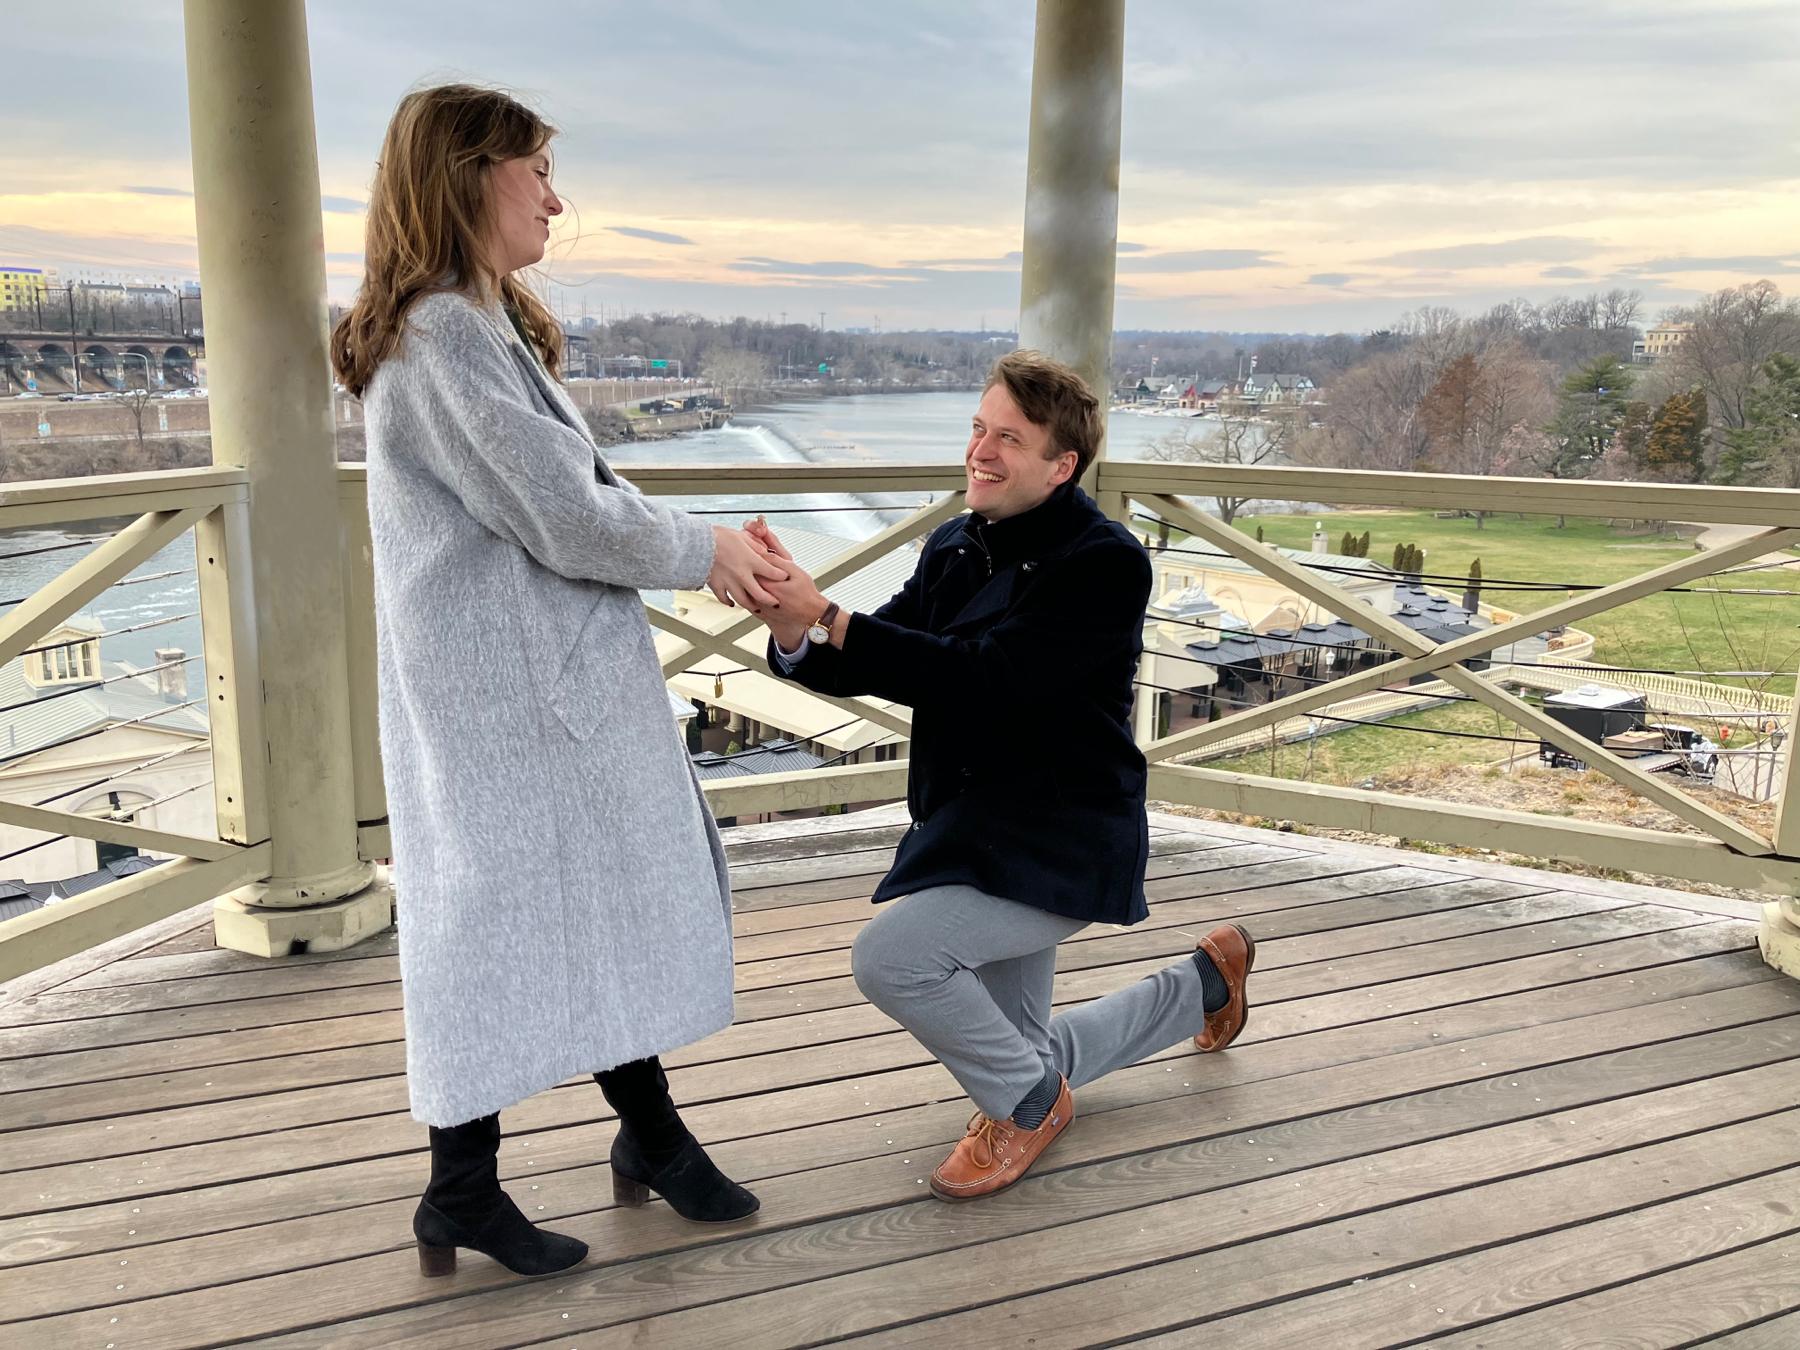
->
[756,350,1254,1201]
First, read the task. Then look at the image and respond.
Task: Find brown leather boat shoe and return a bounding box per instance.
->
[929,1077,1073,1201]
[1193,922,1256,1052]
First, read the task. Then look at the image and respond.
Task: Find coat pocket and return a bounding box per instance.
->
[546,592,638,741]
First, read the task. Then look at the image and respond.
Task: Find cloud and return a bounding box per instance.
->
[321,195,367,214]
[730,256,920,278]
[1115,249,1277,272]
[1115,242,1148,253]
[899,251,1021,268]
[1306,272,1364,287]
[606,225,696,246]
[1541,266,1589,279]
[124,185,192,198]
[1363,235,1598,269]
[1625,254,1800,275]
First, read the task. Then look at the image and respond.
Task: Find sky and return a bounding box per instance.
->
[3,0,1796,334]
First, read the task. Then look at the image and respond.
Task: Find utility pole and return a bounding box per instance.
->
[66,286,82,392]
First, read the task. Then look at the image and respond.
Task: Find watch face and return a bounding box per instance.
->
[807,623,828,644]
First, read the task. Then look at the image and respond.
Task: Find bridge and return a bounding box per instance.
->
[0,332,205,394]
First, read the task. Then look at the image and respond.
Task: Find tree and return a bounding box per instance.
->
[1644,389,1707,483]
[1547,355,1635,482]
[1358,530,1371,557]
[117,387,154,453]
[1294,347,1435,472]
[1419,353,1481,472]
[1719,353,1800,488]
[1463,558,1484,614]
[1143,411,1294,526]
[1666,280,1800,431]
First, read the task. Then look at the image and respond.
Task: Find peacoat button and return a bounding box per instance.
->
[912,821,923,832]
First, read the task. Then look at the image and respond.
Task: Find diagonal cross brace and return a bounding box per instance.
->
[1138,493,1799,763]
[648,605,914,740]
[1139,493,1785,857]
[658,492,967,679]
[0,507,211,672]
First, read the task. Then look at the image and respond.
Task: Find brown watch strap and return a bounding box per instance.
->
[817,601,841,631]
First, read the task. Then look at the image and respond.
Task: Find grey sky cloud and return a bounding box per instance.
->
[1307,273,1363,287]
[1542,266,1589,279]
[320,195,366,214]
[1364,236,1598,269]
[4,2,1793,332]
[899,252,1022,268]
[125,185,192,198]
[606,225,696,246]
[1116,250,1277,272]
[730,257,924,279]
[1625,254,1800,275]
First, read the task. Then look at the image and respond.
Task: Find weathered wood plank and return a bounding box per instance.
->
[0,946,1775,1312]
[138,1034,1800,1350]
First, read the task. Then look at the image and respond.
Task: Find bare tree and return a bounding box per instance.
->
[1666,280,1800,431]
[118,387,154,453]
[1294,347,1436,472]
[1141,411,1294,526]
[701,349,773,406]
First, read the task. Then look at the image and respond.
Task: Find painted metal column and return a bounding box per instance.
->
[1017,0,1125,496]
[184,0,386,950]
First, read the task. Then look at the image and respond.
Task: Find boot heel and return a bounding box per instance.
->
[612,1169,651,1207]
[417,1241,456,1277]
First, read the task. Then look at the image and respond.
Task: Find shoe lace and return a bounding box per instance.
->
[963,1112,1015,1168]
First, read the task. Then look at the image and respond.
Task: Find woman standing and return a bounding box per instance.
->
[333,84,776,1278]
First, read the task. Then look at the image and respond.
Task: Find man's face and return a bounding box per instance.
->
[964,383,1078,522]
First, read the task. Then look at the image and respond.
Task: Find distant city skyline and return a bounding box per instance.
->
[3,1,1795,334]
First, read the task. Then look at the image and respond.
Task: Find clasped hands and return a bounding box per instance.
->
[703,517,828,649]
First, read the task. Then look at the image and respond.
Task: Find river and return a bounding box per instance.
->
[0,392,1235,695]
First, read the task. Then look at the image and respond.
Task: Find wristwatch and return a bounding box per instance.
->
[806,601,841,645]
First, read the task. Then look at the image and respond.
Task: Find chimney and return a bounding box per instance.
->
[154,647,187,701]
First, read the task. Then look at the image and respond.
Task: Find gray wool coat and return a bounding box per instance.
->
[363,289,734,1127]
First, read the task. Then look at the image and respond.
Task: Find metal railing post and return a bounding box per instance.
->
[184,0,390,955]
[1759,658,1800,978]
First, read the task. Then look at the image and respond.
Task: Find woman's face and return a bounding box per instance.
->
[483,147,562,275]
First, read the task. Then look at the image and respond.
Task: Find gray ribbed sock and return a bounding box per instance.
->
[1192,946,1230,1014]
[1010,1065,1062,1129]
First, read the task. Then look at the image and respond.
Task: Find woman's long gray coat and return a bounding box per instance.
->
[363,290,734,1127]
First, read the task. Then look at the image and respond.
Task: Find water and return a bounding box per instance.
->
[0,392,1231,681]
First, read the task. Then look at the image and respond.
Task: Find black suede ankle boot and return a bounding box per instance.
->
[413,1114,589,1277]
[595,1058,760,1223]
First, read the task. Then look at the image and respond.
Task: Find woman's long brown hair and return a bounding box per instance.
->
[331,84,563,397]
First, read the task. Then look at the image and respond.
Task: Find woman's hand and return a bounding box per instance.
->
[708,525,788,611]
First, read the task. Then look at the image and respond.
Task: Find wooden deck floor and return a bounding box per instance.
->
[3,808,1798,1348]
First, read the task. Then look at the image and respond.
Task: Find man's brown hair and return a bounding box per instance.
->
[984,349,1103,479]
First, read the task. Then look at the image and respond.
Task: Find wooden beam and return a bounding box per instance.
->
[1148,764,1800,897]
[646,606,914,738]
[0,842,270,984]
[0,800,237,861]
[0,506,210,671]
[1099,461,1800,527]
[626,464,966,497]
[1149,495,1775,857]
[1137,493,1799,763]
[659,492,966,678]
[700,761,909,818]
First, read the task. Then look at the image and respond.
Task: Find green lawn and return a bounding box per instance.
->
[1232,510,1800,699]
[1204,698,1528,784]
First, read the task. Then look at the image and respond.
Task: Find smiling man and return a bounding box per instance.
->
[755,350,1255,1201]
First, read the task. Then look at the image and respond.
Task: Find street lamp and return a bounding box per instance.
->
[118,352,159,390]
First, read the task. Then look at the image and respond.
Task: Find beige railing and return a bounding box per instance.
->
[3,457,1798,984]
[0,468,273,978]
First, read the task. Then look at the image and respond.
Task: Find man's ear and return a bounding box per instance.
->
[1049,450,1079,486]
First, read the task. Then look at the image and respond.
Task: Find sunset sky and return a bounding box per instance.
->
[4,0,1795,333]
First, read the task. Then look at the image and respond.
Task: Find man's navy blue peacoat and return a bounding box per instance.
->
[770,482,1154,926]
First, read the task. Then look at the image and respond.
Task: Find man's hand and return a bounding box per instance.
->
[761,561,832,650]
[707,525,787,611]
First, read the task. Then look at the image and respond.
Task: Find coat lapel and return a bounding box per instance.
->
[495,316,621,487]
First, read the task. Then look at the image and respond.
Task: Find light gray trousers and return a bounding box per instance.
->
[850,883,1212,1120]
